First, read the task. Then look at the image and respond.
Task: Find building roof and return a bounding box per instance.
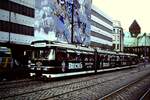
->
[91,5,113,22]
[129,20,141,37]
[124,32,150,47]
[112,20,121,27]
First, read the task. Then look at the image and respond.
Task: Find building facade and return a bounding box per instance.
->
[124,32,150,59]
[91,5,113,50]
[112,20,124,52]
[0,0,35,63]
[123,20,150,59]
[0,0,35,45]
[0,0,113,60]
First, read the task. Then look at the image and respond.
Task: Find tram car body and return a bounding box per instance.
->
[28,41,138,79]
[0,47,13,80]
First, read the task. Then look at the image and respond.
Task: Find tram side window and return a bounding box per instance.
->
[116,56,120,61]
[97,54,101,62]
[104,55,108,62]
[56,50,67,61]
[110,55,115,61]
[88,54,94,62]
[99,55,104,61]
[81,54,88,61]
[33,49,55,60]
[67,53,81,61]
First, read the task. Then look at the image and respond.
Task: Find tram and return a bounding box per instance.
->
[0,46,13,80]
[28,40,138,79]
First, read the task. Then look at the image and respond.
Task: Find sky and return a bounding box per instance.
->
[92,0,150,33]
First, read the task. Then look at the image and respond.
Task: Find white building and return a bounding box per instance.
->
[91,5,113,50]
[0,0,35,45]
[0,0,35,61]
[112,20,124,52]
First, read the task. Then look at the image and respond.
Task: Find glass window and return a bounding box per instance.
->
[33,49,55,60]
[56,50,67,61]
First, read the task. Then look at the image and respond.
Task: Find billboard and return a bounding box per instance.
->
[34,0,91,46]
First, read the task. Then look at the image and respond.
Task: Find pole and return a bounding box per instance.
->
[120,29,121,52]
[145,33,146,57]
[9,11,11,43]
[144,33,146,67]
[71,2,74,44]
[8,2,11,44]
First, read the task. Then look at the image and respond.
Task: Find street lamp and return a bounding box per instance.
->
[8,2,11,45]
[144,33,146,57]
[71,1,74,44]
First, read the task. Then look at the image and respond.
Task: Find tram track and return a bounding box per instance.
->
[99,73,150,100]
[1,64,148,100]
[41,67,150,100]
[0,67,136,99]
[0,79,31,86]
[0,79,41,90]
[140,88,150,100]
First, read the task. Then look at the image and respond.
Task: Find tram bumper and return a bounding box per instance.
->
[30,72,51,79]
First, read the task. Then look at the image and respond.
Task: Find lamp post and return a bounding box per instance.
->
[71,1,74,44]
[8,2,11,45]
[144,33,146,57]
[9,11,11,44]
[144,33,146,67]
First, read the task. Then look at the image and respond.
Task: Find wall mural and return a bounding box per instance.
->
[35,0,91,46]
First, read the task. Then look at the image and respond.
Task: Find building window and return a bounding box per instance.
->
[0,1,34,18]
[120,30,122,34]
[117,44,119,49]
[113,29,115,33]
[0,20,34,36]
[112,44,115,49]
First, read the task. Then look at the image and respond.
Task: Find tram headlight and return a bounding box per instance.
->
[28,60,31,64]
[43,67,48,71]
[28,64,31,67]
[28,60,31,67]
[31,67,35,70]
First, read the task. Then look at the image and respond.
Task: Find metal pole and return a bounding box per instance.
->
[8,2,11,44]
[71,2,74,44]
[120,29,121,52]
[9,11,11,43]
[144,33,146,67]
[145,33,146,57]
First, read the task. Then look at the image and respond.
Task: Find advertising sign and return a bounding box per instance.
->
[35,0,91,46]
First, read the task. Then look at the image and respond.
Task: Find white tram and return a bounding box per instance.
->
[28,41,138,79]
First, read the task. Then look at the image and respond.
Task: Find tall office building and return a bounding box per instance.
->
[91,5,113,50]
[0,0,35,60]
[0,0,113,60]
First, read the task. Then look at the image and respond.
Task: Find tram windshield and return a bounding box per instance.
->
[33,49,55,60]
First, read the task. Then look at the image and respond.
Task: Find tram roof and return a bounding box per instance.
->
[31,41,137,56]
[118,52,137,56]
[31,41,95,52]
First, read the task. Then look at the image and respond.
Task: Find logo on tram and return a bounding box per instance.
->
[68,63,82,69]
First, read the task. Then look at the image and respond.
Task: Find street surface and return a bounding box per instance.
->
[0,64,149,100]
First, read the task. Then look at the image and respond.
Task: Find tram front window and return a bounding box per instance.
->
[34,49,55,60]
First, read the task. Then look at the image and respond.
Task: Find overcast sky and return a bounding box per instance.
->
[92,0,150,33]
